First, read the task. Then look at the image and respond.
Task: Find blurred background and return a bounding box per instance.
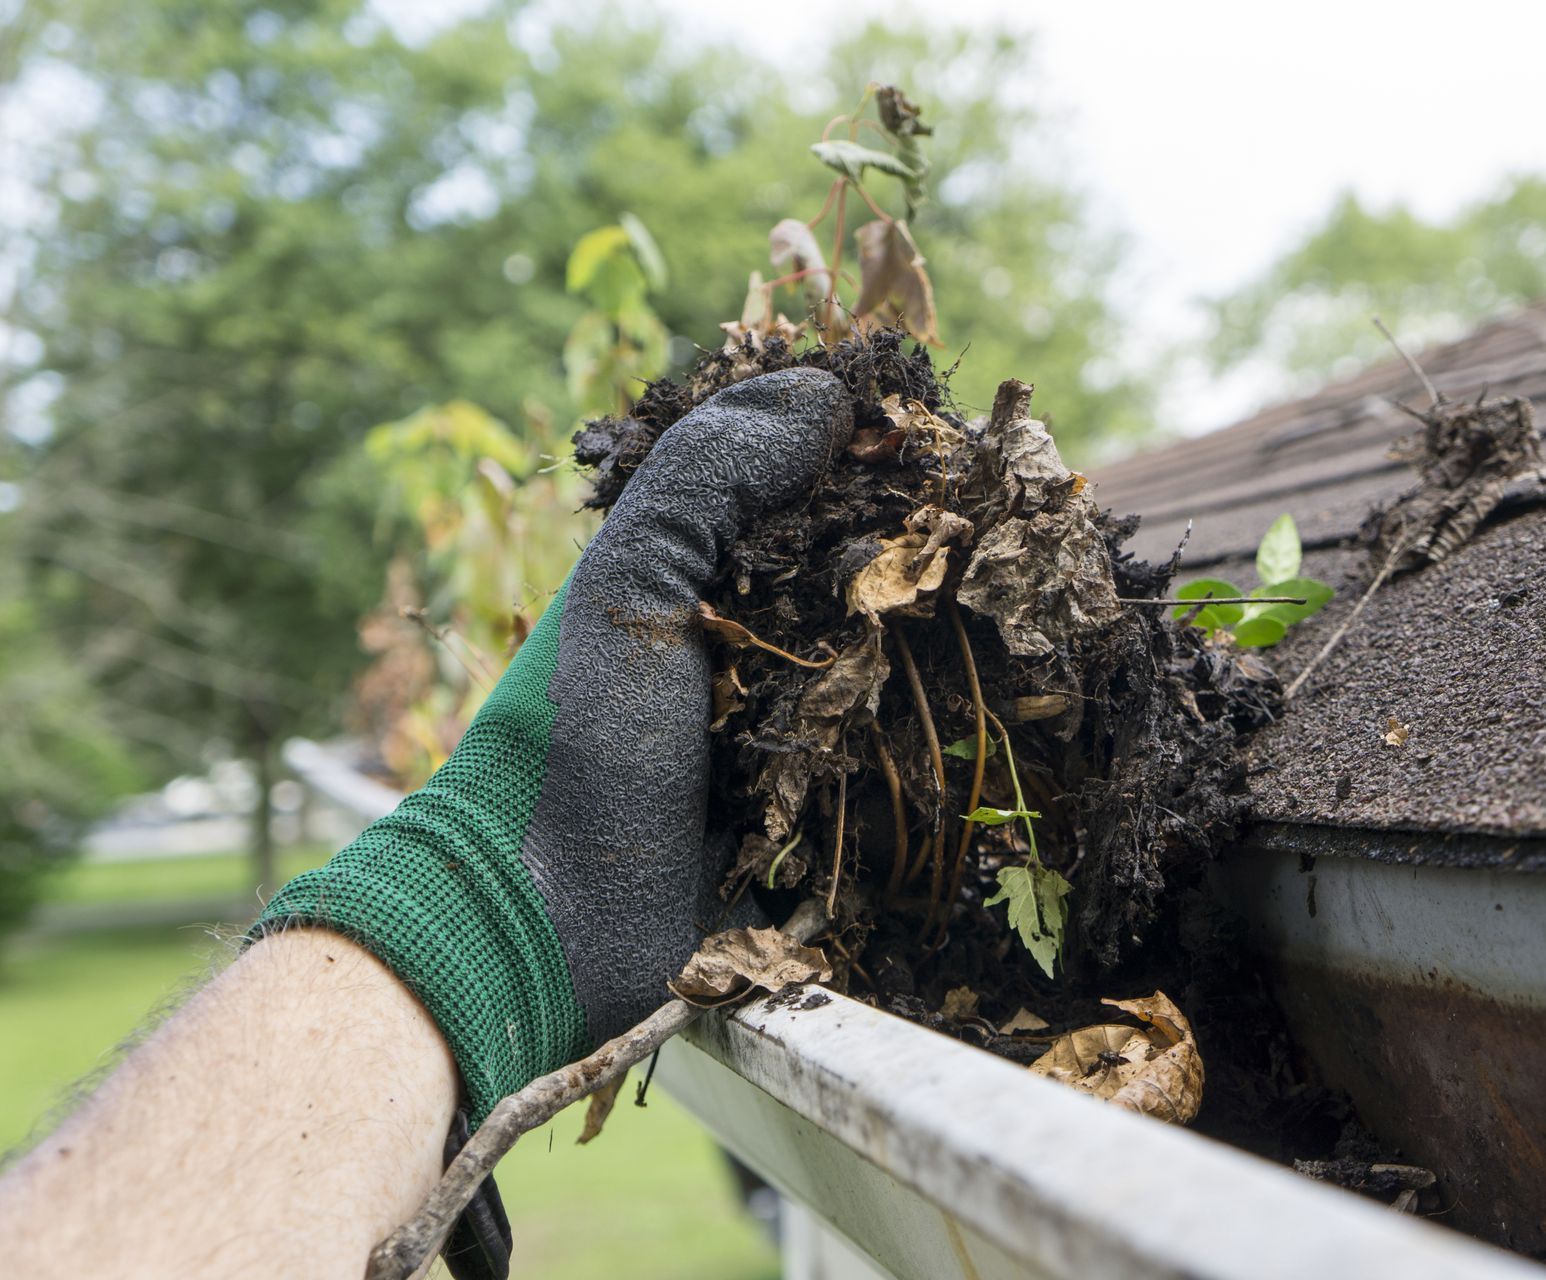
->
[2,1,1544,1274]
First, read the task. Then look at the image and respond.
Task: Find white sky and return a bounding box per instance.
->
[581,0,1546,438]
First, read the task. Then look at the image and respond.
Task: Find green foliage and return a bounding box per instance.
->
[1209,180,1546,384]
[972,723,1069,978]
[563,217,670,417]
[943,734,996,760]
[0,550,140,950]
[1171,514,1334,648]
[984,863,1072,981]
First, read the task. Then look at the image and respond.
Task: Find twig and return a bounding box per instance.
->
[399,607,496,695]
[1284,548,1403,702]
[826,768,847,918]
[872,725,910,905]
[892,624,947,896]
[1373,315,1441,410]
[365,901,830,1280]
[1118,596,1307,607]
[927,601,987,949]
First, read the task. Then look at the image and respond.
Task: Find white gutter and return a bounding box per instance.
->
[657,987,1542,1280]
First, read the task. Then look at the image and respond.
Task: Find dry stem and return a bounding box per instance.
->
[926,601,986,948]
[1284,547,1403,701]
[871,725,910,905]
[364,900,830,1280]
[891,624,947,896]
[826,768,848,918]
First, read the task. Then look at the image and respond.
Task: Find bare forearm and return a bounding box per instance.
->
[0,928,458,1279]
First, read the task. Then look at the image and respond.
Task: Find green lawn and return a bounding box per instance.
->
[45,845,330,908]
[2,861,779,1280]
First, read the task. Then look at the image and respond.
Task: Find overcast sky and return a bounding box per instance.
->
[545,0,1545,439]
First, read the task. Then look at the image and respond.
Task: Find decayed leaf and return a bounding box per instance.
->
[1028,990,1204,1125]
[710,665,746,732]
[769,218,832,316]
[756,635,890,839]
[941,985,980,1019]
[668,926,832,1007]
[852,219,939,344]
[719,271,805,364]
[1009,694,1070,722]
[577,1072,628,1145]
[958,381,1121,656]
[1000,1007,1050,1034]
[1383,715,1410,748]
[845,505,973,624]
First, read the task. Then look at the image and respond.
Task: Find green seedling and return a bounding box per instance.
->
[1171,513,1334,647]
[970,724,1071,979]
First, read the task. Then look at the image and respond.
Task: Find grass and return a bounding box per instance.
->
[44,845,330,908]
[1,856,779,1279]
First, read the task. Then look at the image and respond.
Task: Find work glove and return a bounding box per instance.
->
[253,368,850,1271]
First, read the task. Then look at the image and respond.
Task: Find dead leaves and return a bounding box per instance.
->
[1029,991,1204,1125]
[756,634,890,840]
[1382,714,1410,748]
[845,504,973,624]
[853,219,939,345]
[669,926,832,1008]
[698,601,836,670]
[577,1073,628,1145]
[958,380,1121,656]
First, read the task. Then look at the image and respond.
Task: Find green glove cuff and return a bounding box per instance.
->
[252,581,588,1126]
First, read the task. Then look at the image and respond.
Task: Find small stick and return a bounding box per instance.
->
[872,725,910,905]
[400,607,496,694]
[1373,315,1441,410]
[365,900,830,1280]
[892,625,947,900]
[826,768,848,918]
[926,601,987,949]
[1119,596,1307,607]
[697,602,836,670]
[1284,547,1403,702]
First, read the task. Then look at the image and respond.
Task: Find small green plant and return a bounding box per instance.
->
[1172,514,1334,647]
[958,725,1071,979]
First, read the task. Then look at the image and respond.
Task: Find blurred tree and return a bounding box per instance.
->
[1208,179,1546,386]
[2,0,1146,893]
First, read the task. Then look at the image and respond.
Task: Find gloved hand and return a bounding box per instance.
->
[254,366,850,1122]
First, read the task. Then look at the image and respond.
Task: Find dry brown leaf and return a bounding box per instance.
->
[1000,1007,1050,1034]
[1009,694,1069,722]
[668,926,832,1007]
[847,425,907,464]
[756,635,889,838]
[710,665,747,732]
[941,985,980,1019]
[845,505,972,625]
[1383,715,1410,748]
[1028,990,1204,1125]
[768,218,832,316]
[853,219,940,344]
[576,1072,628,1145]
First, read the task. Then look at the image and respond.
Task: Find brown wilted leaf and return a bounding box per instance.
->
[710,665,747,732]
[1000,1007,1050,1034]
[1028,990,1204,1125]
[756,635,889,838]
[769,218,832,318]
[853,219,940,345]
[668,926,832,1007]
[941,985,980,1019]
[1383,715,1410,748]
[1009,694,1070,722]
[847,425,907,464]
[845,505,972,625]
[577,1072,628,1145]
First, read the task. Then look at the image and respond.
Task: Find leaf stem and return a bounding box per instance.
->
[928,601,987,948]
[871,725,910,906]
[765,831,804,891]
[892,624,947,898]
